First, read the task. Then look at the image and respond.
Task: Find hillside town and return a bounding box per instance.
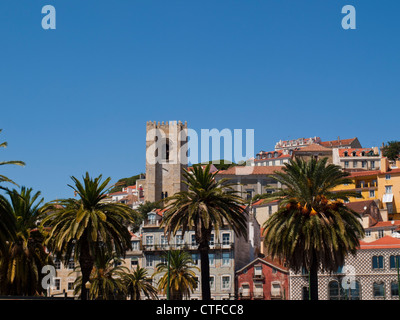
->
[44,121,400,300]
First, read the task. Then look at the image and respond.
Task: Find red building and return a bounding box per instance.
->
[236,257,289,300]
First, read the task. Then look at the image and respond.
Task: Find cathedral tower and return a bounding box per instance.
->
[144,121,188,203]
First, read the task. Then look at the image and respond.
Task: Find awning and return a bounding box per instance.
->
[383,194,393,203]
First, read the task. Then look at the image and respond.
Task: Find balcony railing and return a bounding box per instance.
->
[141,242,234,252]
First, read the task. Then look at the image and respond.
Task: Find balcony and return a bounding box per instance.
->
[253,291,264,299]
[141,242,234,252]
[253,273,265,280]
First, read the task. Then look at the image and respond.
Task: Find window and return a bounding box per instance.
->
[246,190,253,201]
[272,267,277,274]
[67,260,75,270]
[390,255,400,269]
[240,283,250,298]
[371,161,375,169]
[54,279,61,291]
[191,234,196,247]
[209,276,215,290]
[386,174,391,180]
[222,276,230,290]
[344,161,349,168]
[175,234,184,247]
[387,203,394,214]
[372,255,384,269]
[209,253,215,266]
[254,265,263,277]
[222,252,230,266]
[68,282,74,291]
[365,230,371,237]
[222,233,230,246]
[385,185,392,194]
[160,235,168,247]
[131,257,138,267]
[328,281,342,300]
[131,241,139,251]
[369,190,375,198]
[254,282,264,299]
[271,282,281,298]
[391,282,399,297]
[54,259,61,270]
[209,234,215,246]
[146,254,154,267]
[353,161,358,168]
[378,230,384,238]
[145,235,154,246]
[191,253,199,265]
[344,151,348,157]
[362,161,367,168]
[373,282,385,298]
[268,206,272,216]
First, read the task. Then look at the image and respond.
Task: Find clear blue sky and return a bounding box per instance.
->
[1,0,399,202]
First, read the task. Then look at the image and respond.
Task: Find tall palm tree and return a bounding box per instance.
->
[0,129,25,189]
[41,172,137,300]
[161,164,247,300]
[0,187,51,296]
[124,265,158,300]
[155,250,199,300]
[73,248,128,300]
[261,157,365,300]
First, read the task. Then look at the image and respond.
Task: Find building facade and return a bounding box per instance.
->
[289,235,400,300]
[137,207,260,300]
[236,257,289,300]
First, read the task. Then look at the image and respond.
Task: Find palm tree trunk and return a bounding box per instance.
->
[198,241,211,300]
[309,252,319,300]
[79,237,94,300]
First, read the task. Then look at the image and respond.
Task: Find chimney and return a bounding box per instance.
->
[381,157,389,173]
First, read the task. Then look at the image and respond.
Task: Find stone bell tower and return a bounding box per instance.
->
[144,120,188,203]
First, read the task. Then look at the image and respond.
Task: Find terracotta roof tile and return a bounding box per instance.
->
[217,166,283,176]
[359,236,400,249]
[292,144,332,152]
[320,138,357,147]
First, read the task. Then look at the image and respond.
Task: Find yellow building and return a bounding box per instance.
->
[333,157,400,221]
[377,157,400,220]
[333,170,379,203]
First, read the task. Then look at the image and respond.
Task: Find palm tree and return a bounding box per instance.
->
[73,248,128,300]
[0,187,51,296]
[0,129,25,189]
[155,250,199,300]
[161,164,247,300]
[261,157,365,300]
[41,172,137,300]
[124,265,158,300]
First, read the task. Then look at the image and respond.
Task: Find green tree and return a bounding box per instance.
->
[161,164,247,300]
[124,265,158,300]
[155,250,199,300]
[73,248,127,300]
[0,129,25,189]
[382,141,400,161]
[41,172,136,300]
[0,187,51,296]
[262,158,364,300]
